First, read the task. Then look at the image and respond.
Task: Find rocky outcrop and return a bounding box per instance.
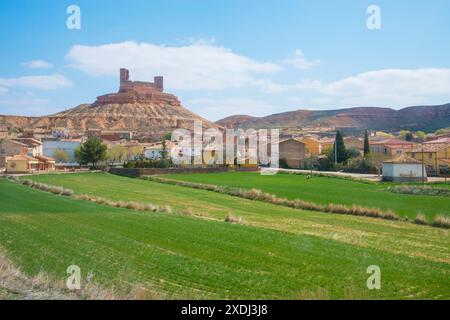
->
[0,69,219,135]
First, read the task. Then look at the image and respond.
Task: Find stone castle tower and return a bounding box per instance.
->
[119,68,164,93]
[95,68,179,105]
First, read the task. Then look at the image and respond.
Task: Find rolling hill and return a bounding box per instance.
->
[216,104,450,131]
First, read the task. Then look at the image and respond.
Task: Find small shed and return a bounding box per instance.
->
[382,154,427,182]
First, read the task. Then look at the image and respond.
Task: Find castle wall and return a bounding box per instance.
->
[97,68,174,105]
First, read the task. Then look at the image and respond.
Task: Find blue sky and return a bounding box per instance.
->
[1,0,449,120]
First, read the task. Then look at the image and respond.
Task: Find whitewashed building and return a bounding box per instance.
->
[382,155,427,182]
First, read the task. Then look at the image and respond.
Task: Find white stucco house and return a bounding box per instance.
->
[382,154,427,182]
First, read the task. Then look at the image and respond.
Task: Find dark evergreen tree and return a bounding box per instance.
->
[332,130,347,163]
[364,130,370,156]
[76,137,108,168]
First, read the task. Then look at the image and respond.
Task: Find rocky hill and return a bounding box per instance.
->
[216,104,450,131]
[0,69,218,135]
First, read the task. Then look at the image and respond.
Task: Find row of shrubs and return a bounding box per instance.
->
[7,176,247,225]
[414,213,450,228]
[7,176,176,215]
[145,176,450,229]
[9,176,75,197]
[278,170,377,185]
[388,185,450,197]
[143,177,398,220]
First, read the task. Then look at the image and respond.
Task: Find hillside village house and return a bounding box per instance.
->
[0,138,56,173]
[382,154,427,182]
[407,138,450,176]
[370,138,416,156]
[344,136,364,153]
[279,138,306,168]
[5,154,55,173]
[0,139,29,157]
[0,128,8,139]
[144,144,165,159]
[301,137,334,155]
[13,138,43,157]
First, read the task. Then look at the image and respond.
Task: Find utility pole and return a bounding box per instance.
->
[445,140,448,182]
[310,153,313,177]
[334,139,337,168]
[421,142,425,185]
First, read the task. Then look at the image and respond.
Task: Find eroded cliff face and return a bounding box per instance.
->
[0,101,218,134]
[0,69,219,134]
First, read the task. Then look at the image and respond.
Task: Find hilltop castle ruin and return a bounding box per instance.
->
[95,68,180,105]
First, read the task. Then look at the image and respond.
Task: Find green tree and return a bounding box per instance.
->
[399,130,414,141]
[435,127,450,136]
[332,130,347,164]
[415,131,427,142]
[127,145,143,161]
[53,148,69,163]
[366,153,390,176]
[107,144,127,165]
[161,138,169,160]
[163,132,172,141]
[363,130,370,156]
[74,146,82,165]
[76,137,108,168]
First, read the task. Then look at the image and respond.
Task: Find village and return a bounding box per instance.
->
[1,121,449,183]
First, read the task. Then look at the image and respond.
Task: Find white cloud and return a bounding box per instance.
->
[293,68,450,107]
[282,49,320,70]
[179,37,217,45]
[0,86,8,95]
[21,60,53,69]
[65,41,281,91]
[0,97,48,107]
[188,98,279,121]
[0,74,72,91]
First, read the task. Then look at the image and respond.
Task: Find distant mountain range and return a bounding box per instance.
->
[216,103,450,132]
[1,102,449,135]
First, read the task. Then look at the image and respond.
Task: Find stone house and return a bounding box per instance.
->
[5,154,55,173]
[370,138,416,156]
[407,139,450,176]
[0,139,29,157]
[279,138,306,168]
[13,138,43,157]
[301,137,334,155]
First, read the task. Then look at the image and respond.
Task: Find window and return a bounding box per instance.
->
[428,153,433,159]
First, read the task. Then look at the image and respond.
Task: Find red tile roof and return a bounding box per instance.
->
[383,154,422,164]
[424,138,450,144]
[370,138,415,146]
[6,154,39,162]
[410,144,448,152]
[34,155,56,163]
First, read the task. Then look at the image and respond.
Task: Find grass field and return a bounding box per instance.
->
[1,177,449,299]
[163,172,450,220]
[26,173,450,263]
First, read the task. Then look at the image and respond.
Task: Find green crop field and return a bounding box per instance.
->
[163,172,450,220]
[2,173,449,299]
